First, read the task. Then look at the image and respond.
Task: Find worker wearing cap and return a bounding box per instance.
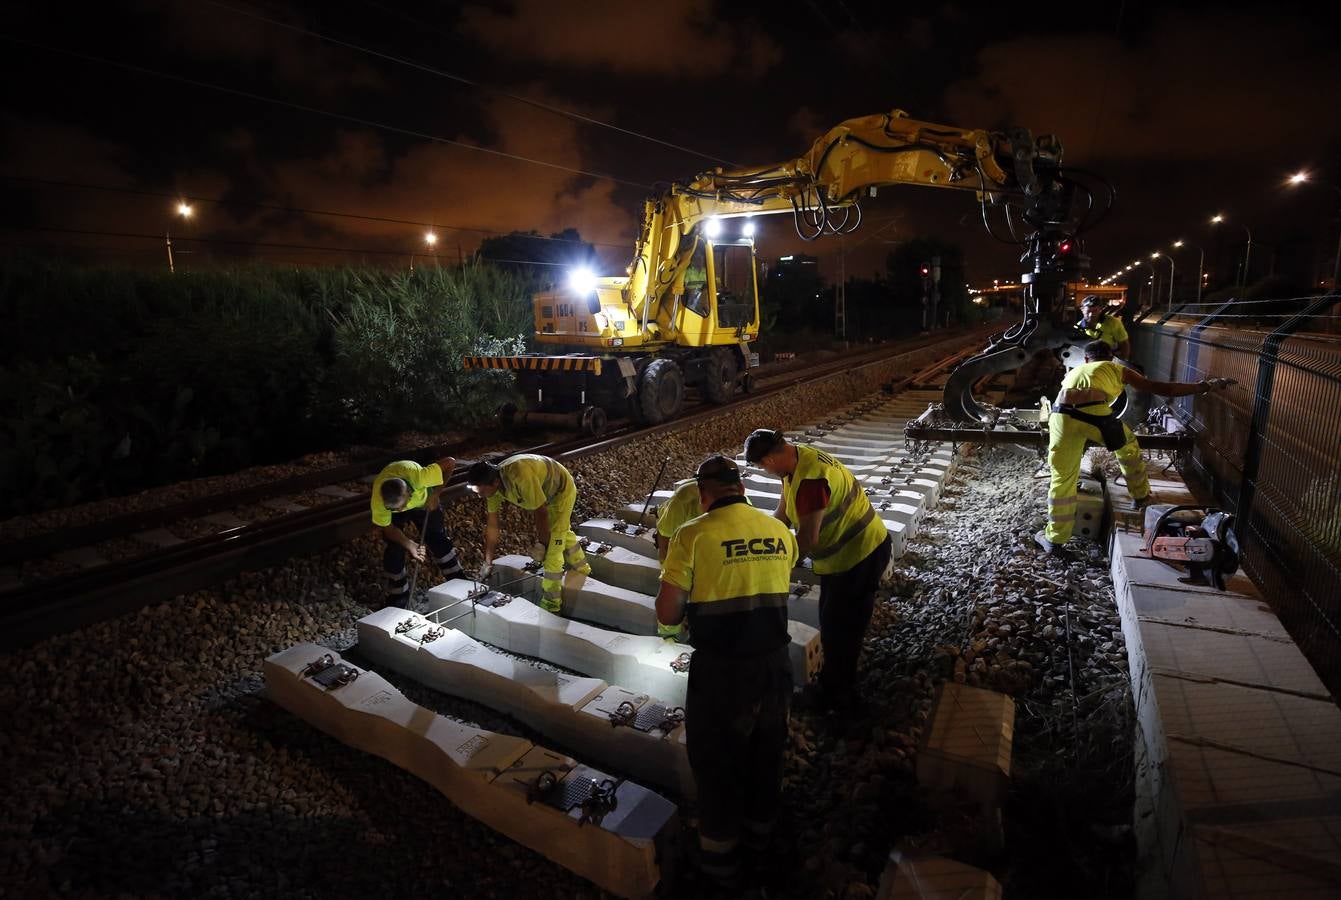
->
[1039,340,1234,555]
[744,428,891,715]
[1077,295,1130,359]
[370,457,464,605]
[655,455,797,886]
[466,454,589,613]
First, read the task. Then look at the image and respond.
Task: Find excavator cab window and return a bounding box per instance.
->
[712,243,754,328]
[684,241,709,317]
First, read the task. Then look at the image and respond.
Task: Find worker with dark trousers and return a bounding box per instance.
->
[370,457,464,605]
[656,455,796,889]
[467,454,589,611]
[1077,294,1131,359]
[1038,340,1234,555]
[745,428,892,716]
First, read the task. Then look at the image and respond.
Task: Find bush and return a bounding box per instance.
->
[0,257,537,515]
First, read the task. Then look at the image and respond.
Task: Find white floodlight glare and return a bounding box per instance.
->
[742,219,756,238]
[568,267,597,294]
[704,217,722,238]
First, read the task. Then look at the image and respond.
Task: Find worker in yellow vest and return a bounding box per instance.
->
[1038,341,1234,555]
[654,478,702,642]
[745,428,892,715]
[655,455,797,888]
[466,454,589,612]
[1076,295,1131,359]
[370,457,464,605]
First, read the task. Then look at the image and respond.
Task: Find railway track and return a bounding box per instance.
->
[0,326,994,649]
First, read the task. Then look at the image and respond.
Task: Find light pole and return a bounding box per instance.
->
[1287,171,1341,290]
[1151,251,1175,310]
[166,202,192,273]
[1171,239,1205,301]
[1211,214,1253,288]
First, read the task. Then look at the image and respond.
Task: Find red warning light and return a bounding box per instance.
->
[1058,240,1074,254]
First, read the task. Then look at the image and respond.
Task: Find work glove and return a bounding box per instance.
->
[529,541,548,566]
[1201,377,1237,393]
[657,621,690,644]
[477,562,494,583]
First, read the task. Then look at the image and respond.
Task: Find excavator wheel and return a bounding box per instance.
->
[702,348,738,404]
[580,405,608,437]
[638,358,685,424]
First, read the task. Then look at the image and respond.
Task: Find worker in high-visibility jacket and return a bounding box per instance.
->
[653,478,702,642]
[370,457,464,605]
[466,454,589,612]
[1076,294,1131,359]
[745,428,892,714]
[1038,340,1234,555]
[655,455,797,887]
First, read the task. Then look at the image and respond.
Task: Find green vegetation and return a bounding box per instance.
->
[0,257,533,516]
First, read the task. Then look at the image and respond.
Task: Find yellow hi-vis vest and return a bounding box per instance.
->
[657,479,702,539]
[486,454,573,513]
[662,496,796,656]
[1057,360,1125,413]
[783,444,887,575]
[1080,314,1128,349]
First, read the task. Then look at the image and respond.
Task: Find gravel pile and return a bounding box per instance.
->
[7,332,1126,900]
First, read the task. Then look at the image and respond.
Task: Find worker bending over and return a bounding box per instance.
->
[653,477,702,642]
[1076,294,1131,359]
[745,428,892,715]
[466,454,589,612]
[1038,340,1234,555]
[655,455,796,887]
[370,457,463,605]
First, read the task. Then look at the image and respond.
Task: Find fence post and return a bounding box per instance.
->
[1237,294,1338,544]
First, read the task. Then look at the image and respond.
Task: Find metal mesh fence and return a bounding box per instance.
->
[1131,299,1341,696]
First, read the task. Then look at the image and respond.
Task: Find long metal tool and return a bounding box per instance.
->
[639,456,672,526]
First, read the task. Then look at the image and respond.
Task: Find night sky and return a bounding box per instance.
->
[4,0,1340,289]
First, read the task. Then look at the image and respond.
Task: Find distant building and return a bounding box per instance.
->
[775,254,818,272]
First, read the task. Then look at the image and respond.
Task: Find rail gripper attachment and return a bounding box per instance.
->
[301,654,360,690]
[669,652,693,674]
[419,626,445,644]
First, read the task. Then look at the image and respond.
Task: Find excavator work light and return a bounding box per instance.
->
[568,267,597,294]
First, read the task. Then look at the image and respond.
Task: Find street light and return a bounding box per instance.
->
[1152,251,1175,310]
[166,202,193,274]
[1210,213,1253,288]
[1171,239,1205,301]
[1286,170,1341,291]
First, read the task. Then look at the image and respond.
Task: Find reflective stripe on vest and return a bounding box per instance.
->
[786,444,884,574]
[691,592,790,616]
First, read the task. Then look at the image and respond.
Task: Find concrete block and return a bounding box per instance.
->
[875,851,1003,900]
[916,682,1014,845]
[788,620,823,685]
[428,580,691,705]
[575,538,662,596]
[491,555,658,635]
[576,518,659,556]
[263,643,675,899]
[357,608,694,798]
[1073,476,1107,541]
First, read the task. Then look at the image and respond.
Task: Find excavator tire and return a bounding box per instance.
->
[702,348,738,404]
[638,358,685,424]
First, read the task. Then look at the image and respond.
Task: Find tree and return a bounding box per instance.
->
[476,228,597,288]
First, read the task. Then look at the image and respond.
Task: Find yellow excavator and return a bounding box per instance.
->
[464,108,1113,433]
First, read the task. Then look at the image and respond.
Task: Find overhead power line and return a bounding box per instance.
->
[196,0,740,168]
[9,224,591,267]
[1,35,653,191]
[1,174,630,250]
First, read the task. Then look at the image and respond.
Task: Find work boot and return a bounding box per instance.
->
[1130,493,1156,511]
[573,562,592,576]
[1034,530,1073,560]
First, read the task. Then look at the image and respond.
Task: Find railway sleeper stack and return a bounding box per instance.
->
[263,643,677,900]
[356,606,695,798]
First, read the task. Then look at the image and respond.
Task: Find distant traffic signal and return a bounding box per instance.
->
[919,262,931,277]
